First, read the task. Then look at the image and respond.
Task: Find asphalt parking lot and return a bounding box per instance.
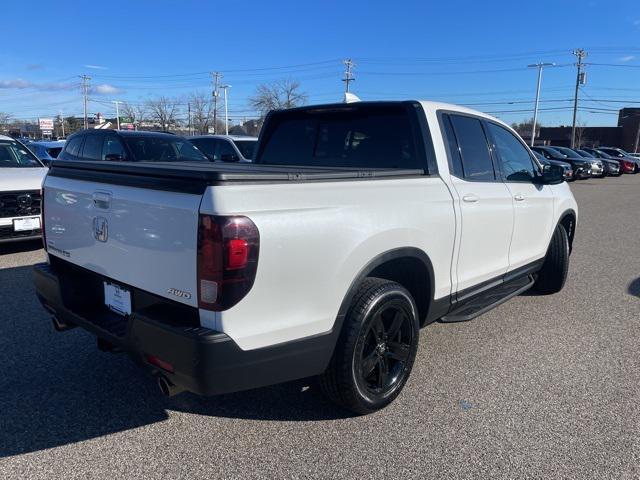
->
[1,176,639,479]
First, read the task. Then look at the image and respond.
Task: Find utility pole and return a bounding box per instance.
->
[188,103,191,135]
[80,74,91,130]
[211,72,222,134]
[221,85,231,135]
[527,62,555,146]
[59,110,65,138]
[113,100,121,130]
[571,49,587,148]
[342,59,355,93]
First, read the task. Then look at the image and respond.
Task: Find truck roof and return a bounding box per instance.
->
[278,100,505,127]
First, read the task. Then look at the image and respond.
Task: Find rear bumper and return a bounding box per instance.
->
[33,262,335,396]
[0,225,41,243]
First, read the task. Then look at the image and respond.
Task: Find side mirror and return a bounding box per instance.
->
[537,163,565,185]
[220,153,239,162]
[105,153,125,162]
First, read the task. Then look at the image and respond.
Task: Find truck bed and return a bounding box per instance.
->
[49,160,425,194]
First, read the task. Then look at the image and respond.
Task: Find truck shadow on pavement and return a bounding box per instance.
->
[0,239,43,256]
[0,264,349,458]
[628,277,640,297]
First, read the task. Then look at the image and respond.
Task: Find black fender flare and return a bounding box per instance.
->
[556,208,577,252]
[326,247,437,347]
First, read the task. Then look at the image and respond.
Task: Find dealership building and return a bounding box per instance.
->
[538,107,640,152]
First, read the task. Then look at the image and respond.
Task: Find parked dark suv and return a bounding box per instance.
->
[530,146,592,179]
[58,130,208,163]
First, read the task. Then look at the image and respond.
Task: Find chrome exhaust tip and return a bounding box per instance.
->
[157,375,184,397]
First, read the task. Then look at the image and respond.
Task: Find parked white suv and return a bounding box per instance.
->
[34,101,577,413]
[0,135,47,243]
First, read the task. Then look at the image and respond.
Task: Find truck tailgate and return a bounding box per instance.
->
[44,175,201,307]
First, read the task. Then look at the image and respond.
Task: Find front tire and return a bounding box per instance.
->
[534,225,570,294]
[319,278,419,414]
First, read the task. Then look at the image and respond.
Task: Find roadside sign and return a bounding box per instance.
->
[38,118,54,130]
[41,130,52,135]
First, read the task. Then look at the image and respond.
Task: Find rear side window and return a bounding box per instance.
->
[442,114,464,178]
[234,140,256,159]
[65,136,84,157]
[102,135,125,160]
[82,135,104,160]
[190,138,218,161]
[218,140,238,161]
[123,136,207,162]
[449,115,495,181]
[256,105,422,169]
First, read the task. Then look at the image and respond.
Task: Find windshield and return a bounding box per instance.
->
[124,136,208,162]
[552,146,582,158]
[576,149,594,158]
[0,141,43,168]
[595,150,614,159]
[233,140,257,159]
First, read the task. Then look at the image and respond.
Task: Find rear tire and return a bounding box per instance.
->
[534,224,570,294]
[319,278,419,414]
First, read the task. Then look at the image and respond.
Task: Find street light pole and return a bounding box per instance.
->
[527,62,555,146]
[221,85,231,135]
[114,100,120,130]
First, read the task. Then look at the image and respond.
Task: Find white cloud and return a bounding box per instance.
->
[91,84,123,95]
[0,79,31,89]
[0,79,76,91]
[619,55,636,62]
[84,64,108,70]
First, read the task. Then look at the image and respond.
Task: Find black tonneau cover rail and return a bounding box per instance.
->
[48,160,425,194]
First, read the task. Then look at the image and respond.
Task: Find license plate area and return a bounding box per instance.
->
[104,282,132,316]
[13,216,40,232]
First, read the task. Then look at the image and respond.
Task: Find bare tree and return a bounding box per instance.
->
[249,79,307,117]
[122,102,148,128]
[145,96,181,131]
[0,112,11,133]
[511,117,540,142]
[188,92,213,134]
[574,120,588,148]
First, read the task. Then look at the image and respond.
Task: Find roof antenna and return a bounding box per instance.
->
[343,92,361,103]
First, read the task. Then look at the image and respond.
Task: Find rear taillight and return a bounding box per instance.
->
[197,215,259,311]
[41,187,47,251]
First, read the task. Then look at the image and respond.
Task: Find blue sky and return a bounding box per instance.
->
[1,0,639,127]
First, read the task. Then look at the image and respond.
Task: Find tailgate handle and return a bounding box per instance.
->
[92,192,111,210]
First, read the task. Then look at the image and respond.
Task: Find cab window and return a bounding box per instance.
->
[449,114,495,181]
[487,123,538,182]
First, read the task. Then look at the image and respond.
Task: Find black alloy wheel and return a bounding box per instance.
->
[354,300,414,396]
[319,278,419,414]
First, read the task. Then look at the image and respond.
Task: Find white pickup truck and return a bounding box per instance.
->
[34,101,577,414]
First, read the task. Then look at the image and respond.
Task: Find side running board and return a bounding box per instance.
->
[440,274,535,323]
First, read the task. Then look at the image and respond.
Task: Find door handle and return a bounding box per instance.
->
[462,194,479,203]
[92,191,112,209]
[514,194,525,202]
